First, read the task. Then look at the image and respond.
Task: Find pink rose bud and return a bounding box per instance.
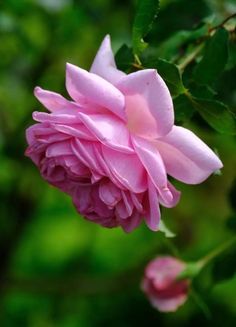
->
[141,256,190,312]
[25,35,223,232]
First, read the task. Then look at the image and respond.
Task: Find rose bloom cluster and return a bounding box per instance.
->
[25,35,222,232]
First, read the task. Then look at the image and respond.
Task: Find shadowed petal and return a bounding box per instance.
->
[120,211,142,233]
[90,35,126,84]
[156,126,223,184]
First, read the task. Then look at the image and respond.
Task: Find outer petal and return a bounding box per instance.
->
[78,112,134,154]
[156,126,223,184]
[117,69,174,138]
[66,63,126,120]
[150,293,188,312]
[144,179,161,231]
[132,135,173,205]
[158,181,181,208]
[34,87,80,112]
[120,211,142,233]
[90,35,126,85]
[101,146,147,193]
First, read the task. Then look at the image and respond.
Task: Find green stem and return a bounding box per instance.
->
[178,43,204,72]
[190,287,212,320]
[178,235,236,280]
[209,12,236,32]
[197,235,236,269]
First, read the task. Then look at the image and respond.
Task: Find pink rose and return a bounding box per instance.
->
[25,35,222,232]
[141,256,190,312]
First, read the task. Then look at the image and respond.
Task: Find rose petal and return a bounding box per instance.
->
[90,35,126,85]
[34,86,80,112]
[117,69,174,137]
[132,135,173,205]
[158,181,181,208]
[156,126,223,184]
[33,111,81,124]
[120,211,142,233]
[144,179,161,231]
[102,145,147,193]
[99,180,121,207]
[78,112,134,153]
[71,139,103,175]
[66,63,126,120]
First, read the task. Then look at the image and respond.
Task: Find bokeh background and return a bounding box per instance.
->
[0,0,236,326]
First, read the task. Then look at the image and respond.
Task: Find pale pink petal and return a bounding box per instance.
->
[99,180,121,207]
[117,69,174,137]
[116,190,133,219]
[66,63,126,120]
[46,141,73,157]
[34,86,80,112]
[132,135,173,205]
[156,126,223,184]
[144,179,161,231]
[52,123,96,141]
[71,139,103,175]
[90,35,126,84]
[93,145,125,190]
[78,112,134,154]
[150,293,188,312]
[158,181,181,208]
[102,146,147,193]
[33,111,81,124]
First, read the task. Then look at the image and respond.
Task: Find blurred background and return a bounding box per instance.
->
[0,0,236,326]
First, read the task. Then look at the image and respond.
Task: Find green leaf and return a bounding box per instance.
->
[193,28,229,85]
[115,44,134,72]
[212,249,236,283]
[132,0,160,55]
[173,93,195,123]
[145,58,185,96]
[188,82,216,100]
[191,98,236,135]
[157,24,208,60]
[226,35,236,70]
[159,220,176,238]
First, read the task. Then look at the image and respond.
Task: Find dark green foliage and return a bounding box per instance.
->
[212,249,236,283]
[173,94,195,123]
[228,179,236,212]
[191,98,236,135]
[132,0,160,55]
[193,28,229,86]
[1,0,236,326]
[115,44,134,71]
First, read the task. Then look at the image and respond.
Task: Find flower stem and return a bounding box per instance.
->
[197,235,236,269]
[190,287,212,320]
[209,12,236,32]
[177,235,236,280]
[178,43,204,72]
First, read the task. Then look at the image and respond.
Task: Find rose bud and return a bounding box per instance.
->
[141,256,190,312]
